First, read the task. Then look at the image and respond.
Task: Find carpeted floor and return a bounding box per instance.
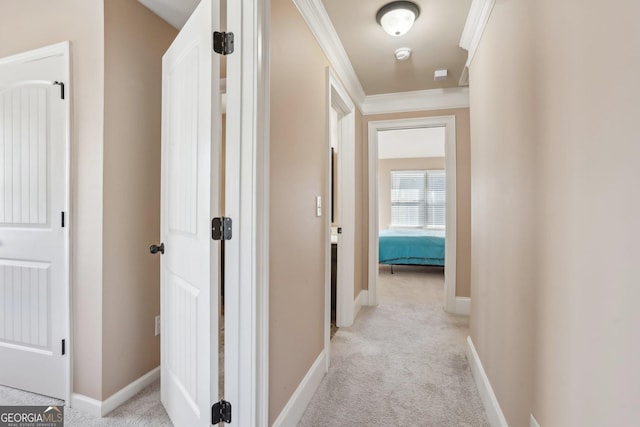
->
[1,266,487,426]
[299,265,489,427]
[0,325,226,426]
[0,379,171,426]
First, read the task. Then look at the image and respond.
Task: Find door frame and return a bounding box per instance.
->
[367,116,457,312]
[328,69,356,327]
[324,68,356,367]
[225,0,270,424]
[0,41,72,402]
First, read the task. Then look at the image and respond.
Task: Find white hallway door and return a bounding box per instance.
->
[159,0,223,425]
[0,48,69,399]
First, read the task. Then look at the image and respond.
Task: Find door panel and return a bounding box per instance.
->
[0,52,68,399]
[0,86,48,225]
[160,0,221,425]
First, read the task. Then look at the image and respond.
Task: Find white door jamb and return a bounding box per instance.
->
[225,0,270,425]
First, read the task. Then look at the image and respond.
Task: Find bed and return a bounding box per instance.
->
[379,229,445,272]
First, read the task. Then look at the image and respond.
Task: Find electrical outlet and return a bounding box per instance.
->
[155,315,160,336]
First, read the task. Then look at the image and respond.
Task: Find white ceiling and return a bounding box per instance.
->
[137,0,199,29]
[378,127,445,159]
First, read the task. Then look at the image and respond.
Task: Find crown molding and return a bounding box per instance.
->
[361,87,470,116]
[459,66,470,86]
[459,0,495,67]
[293,0,367,107]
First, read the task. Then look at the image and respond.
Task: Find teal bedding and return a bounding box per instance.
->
[379,229,445,266]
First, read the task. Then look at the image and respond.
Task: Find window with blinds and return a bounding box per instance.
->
[390,169,446,228]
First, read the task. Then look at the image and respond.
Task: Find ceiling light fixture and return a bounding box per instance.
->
[376,1,420,37]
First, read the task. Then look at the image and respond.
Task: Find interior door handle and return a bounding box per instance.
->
[149,243,165,255]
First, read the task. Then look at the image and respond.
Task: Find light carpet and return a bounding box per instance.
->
[0,380,171,426]
[299,265,489,427]
[0,323,226,426]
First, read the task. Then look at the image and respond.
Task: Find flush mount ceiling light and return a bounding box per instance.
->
[376,1,420,37]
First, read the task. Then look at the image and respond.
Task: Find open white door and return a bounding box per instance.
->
[0,44,70,400]
[159,0,222,425]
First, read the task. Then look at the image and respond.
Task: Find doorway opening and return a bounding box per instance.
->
[368,116,458,312]
[377,125,447,276]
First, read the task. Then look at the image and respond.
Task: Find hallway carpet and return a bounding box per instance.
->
[299,265,489,427]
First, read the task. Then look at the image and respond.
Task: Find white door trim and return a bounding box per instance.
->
[324,68,356,369]
[367,116,457,312]
[225,0,270,424]
[330,68,356,328]
[0,41,72,403]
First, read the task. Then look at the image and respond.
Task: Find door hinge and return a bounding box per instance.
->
[212,400,231,425]
[53,81,65,100]
[212,217,232,241]
[61,339,66,355]
[213,32,234,55]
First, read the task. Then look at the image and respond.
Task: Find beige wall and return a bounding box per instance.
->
[469,0,640,425]
[269,0,368,417]
[468,1,536,424]
[0,0,105,400]
[269,0,370,418]
[378,157,446,230]
[362,109,471,298]
[269,0,330,421]
[534,1,640,423]
[102,0,176,399]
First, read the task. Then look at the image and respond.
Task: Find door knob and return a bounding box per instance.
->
[149,243,165,255]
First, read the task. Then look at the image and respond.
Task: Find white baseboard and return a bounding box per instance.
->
[531,414,541,427]
[70,393,102,417]
[101,366,160,416]
[354,289,369,320]
[455,297,471,315]
[272,350,327,427]
[466,337,508,427]
[71,366,160,417]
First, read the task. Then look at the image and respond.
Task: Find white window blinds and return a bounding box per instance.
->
[426,170,446,228]
[390,169,446,228]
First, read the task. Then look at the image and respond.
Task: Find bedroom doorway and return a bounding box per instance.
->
[367,116,459,313]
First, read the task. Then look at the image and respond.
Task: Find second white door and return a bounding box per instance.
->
[0,45,69,400]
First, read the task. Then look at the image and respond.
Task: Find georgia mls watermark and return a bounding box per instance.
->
[0,406,63,427]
